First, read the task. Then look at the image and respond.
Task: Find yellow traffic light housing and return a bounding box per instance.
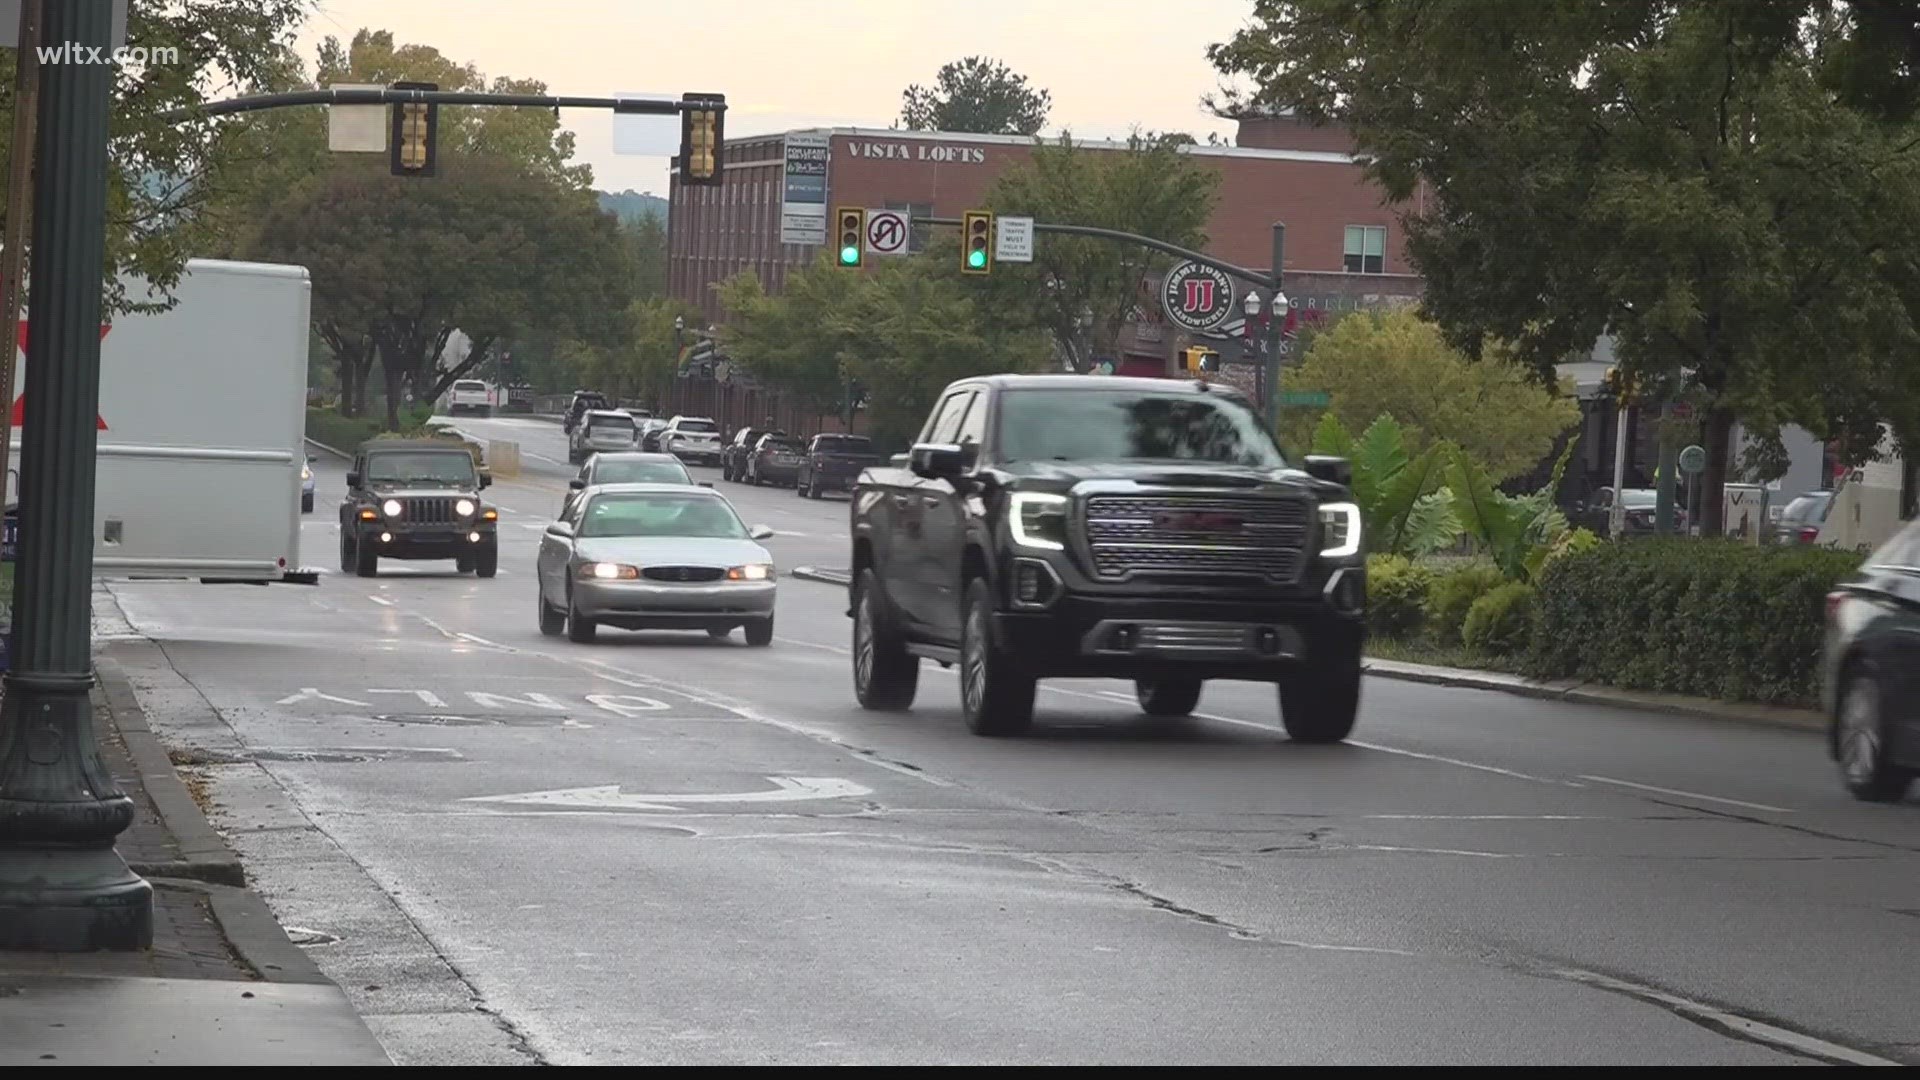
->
[835,207,866,268]
[961,210,994,275]
[389,81,438,177]
[1178,346,1219,375]
[679,94,725,187]
[1603,366,1642,405]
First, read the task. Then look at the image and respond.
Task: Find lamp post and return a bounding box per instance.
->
[0,0,151,950]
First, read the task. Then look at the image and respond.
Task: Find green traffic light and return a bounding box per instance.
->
[840,245,860,265]
[967,249,987,269]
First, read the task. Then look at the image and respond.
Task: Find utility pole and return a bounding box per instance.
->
[0,0,43,512]
[0,0,151,949]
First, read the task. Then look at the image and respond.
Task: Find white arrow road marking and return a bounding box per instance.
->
[277,687,371,707]
[462,776,872,812]
[368,689,448,708]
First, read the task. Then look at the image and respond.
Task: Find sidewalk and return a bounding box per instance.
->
[787,565,1825,733]
[0,660,392,1065]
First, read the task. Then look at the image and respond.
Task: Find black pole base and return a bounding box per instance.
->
[0,671,153,951]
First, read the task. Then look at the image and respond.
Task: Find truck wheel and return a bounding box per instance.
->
[745,616,775,647]
[852,569,918,711]
[804,475,821,499]
[355,540,378,577]
[960,577,1035,736]
[1835,663,1915,802]
[1136,678,1202,718]
[538,588,565,636]
[1277,659,1361,744]
[566,587,597,643]
[474,543,498,579]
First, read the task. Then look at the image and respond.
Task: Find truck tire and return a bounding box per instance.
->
[745,616,774,647]
[474,542,498,579]
[804,474,821,499]
[960,576,1035,737]
[1135,678,1202,718]
[566,587,597,643]
[852,568,918,711]
[354,538,378,577]
[1277,659,1361,744]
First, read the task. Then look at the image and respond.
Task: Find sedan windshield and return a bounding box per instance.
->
[366,451,475,486]
[593,458,692,484]
[579,493,747,539]
[996,388,1287,468]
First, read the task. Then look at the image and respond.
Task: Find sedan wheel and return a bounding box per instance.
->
[1837,667,1914,802]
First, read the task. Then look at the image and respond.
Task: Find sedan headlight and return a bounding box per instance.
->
[727,563,773,581]
[455,498,476,517]
[1009,492,1069,551]
[580,562,640,580]
[381,498,403,517]
[1319,501,1362,558]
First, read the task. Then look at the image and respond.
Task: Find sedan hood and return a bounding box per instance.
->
[573,535,771,568]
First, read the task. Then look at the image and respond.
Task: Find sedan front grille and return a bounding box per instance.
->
[401,496,458,525]
[1082,494,1312,583]
[641,565,726,583]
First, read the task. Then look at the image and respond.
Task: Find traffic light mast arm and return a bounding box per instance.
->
[919,216,1274,291]
[157,88,720,122]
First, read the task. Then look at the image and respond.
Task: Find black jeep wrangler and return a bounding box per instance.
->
[340,440,499,578]
[846,374,1365,741]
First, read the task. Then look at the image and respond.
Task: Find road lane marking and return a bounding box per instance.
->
[368,689,448,708]
[466,691,567,711]
[1351,741,1579,787]
[1576,775,1793,814]
[584,693,671,716]
[368,595,395,607]
[276,687,370,707]
[462,776,872,812]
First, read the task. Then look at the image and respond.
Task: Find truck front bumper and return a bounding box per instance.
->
[363,524,495,560]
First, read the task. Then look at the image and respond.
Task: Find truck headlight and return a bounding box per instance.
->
[382,499,403,517]
[455,498,476,517]
[1009,492,1069,551]
[1319,502,1362,558]
[727,563,773,581]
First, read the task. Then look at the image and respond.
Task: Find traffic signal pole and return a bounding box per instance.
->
[0,0,151,950]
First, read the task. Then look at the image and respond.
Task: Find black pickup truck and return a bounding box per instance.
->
[846,374,1366,741]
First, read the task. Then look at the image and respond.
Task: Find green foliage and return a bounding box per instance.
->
[1401,487,1465,558]
[899,56,1051,135]
[1365,554,1432,635]
[305,409,383,452]
[1279,310,1580,484]
[1461,582,1539,657]
[1527,540,1865,706]
[1444,437,1579,580]
[1310,413,1461,557]
[1424,563,1508,644]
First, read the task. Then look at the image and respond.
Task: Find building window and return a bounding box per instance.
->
[884,200,934,253]
[1344,225,1385,274]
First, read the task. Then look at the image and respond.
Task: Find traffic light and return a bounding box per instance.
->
[1602,366,1643,404]
[835,208,866,268]
[961,210,994,275]
[679,94,725,187]
[389,81,438,177]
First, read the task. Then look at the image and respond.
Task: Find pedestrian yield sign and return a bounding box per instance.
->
[10,320,112,430]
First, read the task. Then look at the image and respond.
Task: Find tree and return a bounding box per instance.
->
[899,56,1051,135]
[968,133,1220,372]
[1281,309,1580,484]
[1208,1,1920,532]
[717,260,868,418]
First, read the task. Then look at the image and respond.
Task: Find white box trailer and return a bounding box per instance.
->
[6,258,318,584]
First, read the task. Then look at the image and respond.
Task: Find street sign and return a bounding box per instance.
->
[325,83,387,153]
[864,209,908,256]
[11,321,112,430]
[1161,261,1235,332]
[779,131,830,246]
[995,215,1035,263]
[1678,444,1706,474]
[1279,390,1330,408]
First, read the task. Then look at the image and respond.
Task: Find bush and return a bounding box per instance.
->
[1462,581,1538,656]
[304,408,383,453]
[1525,539,1864,706]
[1366,554,1432,635]
[1424,562,1508,642]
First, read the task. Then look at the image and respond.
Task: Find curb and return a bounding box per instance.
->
[783,565,1823,733]
[96,657,247,888]
[149,878,334,986]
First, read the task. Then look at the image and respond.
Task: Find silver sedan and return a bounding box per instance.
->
[536,482,777,645]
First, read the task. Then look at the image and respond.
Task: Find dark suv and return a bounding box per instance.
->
[846,375,1365,741]
[340,440,498,578]
[796,433,878,499]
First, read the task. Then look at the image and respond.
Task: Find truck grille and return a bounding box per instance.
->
[1082,494,1312,583]
[401,497,458,525]
[641,565,726,582]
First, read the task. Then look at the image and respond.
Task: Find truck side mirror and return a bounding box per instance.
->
[910,442,967,480]
[345,471,361,488]
[478,472,492,489]
[1303,455,1352,488]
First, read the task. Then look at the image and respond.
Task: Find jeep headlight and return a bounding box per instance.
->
[1009,492,1069,551]
[455,498,476,517]
[1319,501,1362,558]
[381,499,403,518]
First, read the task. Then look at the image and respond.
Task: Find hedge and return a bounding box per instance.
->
[1425,562,1507,643]
[304,408,384,453]
[1525,539,1864,706]
[1366,554,1432,634]
[1463,581,1536,657]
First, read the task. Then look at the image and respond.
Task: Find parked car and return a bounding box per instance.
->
[447,379,492,416]
[795,433,878,499]
[638,417,672,451]
[1573,486,1687,535]
[568,409,639,464]
[660,416,723,466]
[1821,514,1920,802]
[721,427,765,482]
[743,432,806,486]
[301,454,316,513]
[563,390,610,434]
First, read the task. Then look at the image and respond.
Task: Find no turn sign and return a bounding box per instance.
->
[865,209,909,256]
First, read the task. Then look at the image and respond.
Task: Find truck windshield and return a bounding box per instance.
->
[366,451,475,486]
[814,436,871,454]
[453,381,486,392]
[996,388,1288,469]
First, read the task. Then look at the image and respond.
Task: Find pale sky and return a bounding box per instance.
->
[301,0,1258,192]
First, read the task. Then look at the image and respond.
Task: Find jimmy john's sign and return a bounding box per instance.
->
[843,140,989,164]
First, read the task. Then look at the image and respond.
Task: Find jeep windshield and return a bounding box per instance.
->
[996,388,1288,469]
[366,451,476,487]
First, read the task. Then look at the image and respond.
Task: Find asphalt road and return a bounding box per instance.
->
[96,412,1919,1066]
